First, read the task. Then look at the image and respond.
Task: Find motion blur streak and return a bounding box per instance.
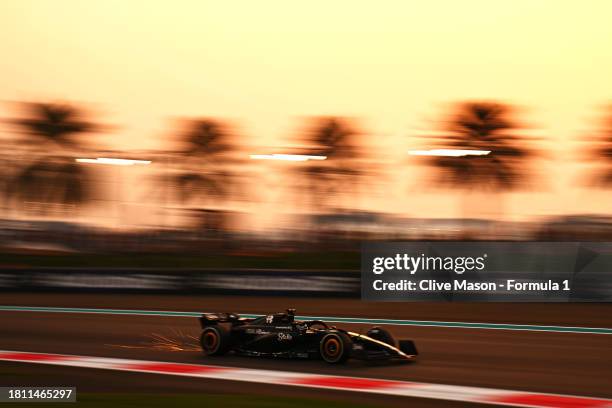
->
[249,154,327,161]
[408,149,492,157]
[75,158,152,165]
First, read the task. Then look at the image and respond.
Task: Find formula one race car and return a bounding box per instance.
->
[198,309,418,364]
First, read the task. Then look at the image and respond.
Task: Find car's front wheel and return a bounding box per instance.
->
[320,332,351,364]
[200,325,230,356]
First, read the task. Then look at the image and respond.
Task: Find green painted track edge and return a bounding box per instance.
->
[0,306,610,334]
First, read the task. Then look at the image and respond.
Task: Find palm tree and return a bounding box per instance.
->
[421,101,535,222]
[296,117,363,213]
[10,103,99,146]
[154,118,241,232]
[160,118,237,204]
[587,106,612,186]
[5,102,103,212]
[8,160,92,209]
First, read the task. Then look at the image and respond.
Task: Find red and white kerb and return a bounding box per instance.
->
[0,350,610,408]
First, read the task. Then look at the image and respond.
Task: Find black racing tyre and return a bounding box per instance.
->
[200,325,231,356]
[320,332,352,364]
[366,326,396,347]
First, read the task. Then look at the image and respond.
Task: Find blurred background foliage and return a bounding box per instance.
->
[1,100,612,267]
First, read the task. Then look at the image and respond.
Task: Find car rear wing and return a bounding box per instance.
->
[199,312,242,327]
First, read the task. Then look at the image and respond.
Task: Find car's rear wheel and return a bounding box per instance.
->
[320,332,351,364]
[366,326,396,347]
[200,325,230,356]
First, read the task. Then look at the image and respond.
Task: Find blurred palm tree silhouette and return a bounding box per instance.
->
[154,118,241,231]
[295,117,364,213]
[431,102,532,189]
[5,102,103,212]
[587,106,612,186]
[422,101,535,221]
[159,118,237,204]
[11,103,99,146]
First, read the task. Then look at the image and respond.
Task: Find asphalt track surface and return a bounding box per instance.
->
[1,294,612,407]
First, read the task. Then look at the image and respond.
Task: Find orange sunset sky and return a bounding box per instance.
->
[1,0,611,227]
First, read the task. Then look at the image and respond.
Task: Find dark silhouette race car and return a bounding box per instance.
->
[198,308,418,364]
